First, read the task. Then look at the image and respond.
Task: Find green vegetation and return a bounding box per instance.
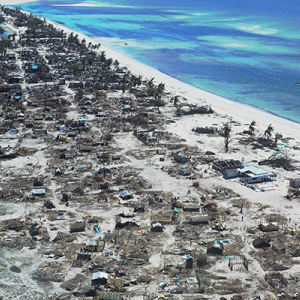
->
[249,119,256,135]
[220,121,232,152]
[201,279,211,286]
[274,132,283,146]
[196,254,208,268]
[264,123,274,138]
[197,268,209,275]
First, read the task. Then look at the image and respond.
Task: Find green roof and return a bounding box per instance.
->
[105,293,122,300]
[238,165,269,175]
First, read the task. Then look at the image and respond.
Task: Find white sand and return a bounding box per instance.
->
[0,0,36,4]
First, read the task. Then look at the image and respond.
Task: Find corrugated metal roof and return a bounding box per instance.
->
[119,190,132,197]
[92,271,108,280]
[31,188,46,195]
[97,292,122,300]
[238,165,269,175]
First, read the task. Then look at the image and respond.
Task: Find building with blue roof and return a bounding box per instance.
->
[119,190,133,200]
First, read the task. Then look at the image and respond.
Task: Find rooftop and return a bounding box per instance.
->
[238,165,270,176]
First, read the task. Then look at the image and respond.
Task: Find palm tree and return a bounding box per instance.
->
[100,51,106,63]
[147,86,156,98]
[264,124,274,138]
[172,95,180,106]
[68,32,74,43]
[274,132,283,146]
[69,63,80,75]
[156,82,165,98]
[121,83,127,98]
[74,34,79,44]
[146,77,155,89]
[136,75,143,86]
[20,40,26,55]
[249,120,256,135]
[113,59,120,71]
[0,38,9,59]
[123,70,131,82]
[220,122,232,152]
[130,74,137,87]
[87,55,95,66]
[103,58,113,70]
[95,90,101,99]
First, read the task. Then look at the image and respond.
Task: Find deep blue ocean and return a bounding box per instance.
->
[11,0,300,123]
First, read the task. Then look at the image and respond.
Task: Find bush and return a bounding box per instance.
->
[115,176,122,185]
[104,133,113,141]
[196,254,208,267]
[99,153,110,162]
[93,175,103,182]
[192,181,199,188]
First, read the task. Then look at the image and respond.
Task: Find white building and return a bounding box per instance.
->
[237,165,276,184]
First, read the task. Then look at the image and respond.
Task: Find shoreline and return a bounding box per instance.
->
[43,17,300,139]
[5,3,300,134]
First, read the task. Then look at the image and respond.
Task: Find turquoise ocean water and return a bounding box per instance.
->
[11,0,300,123]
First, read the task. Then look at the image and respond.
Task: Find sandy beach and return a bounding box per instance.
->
[0,0,36,4]
[1,6,300,300]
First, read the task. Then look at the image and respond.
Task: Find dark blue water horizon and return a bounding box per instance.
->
[9,0,300,123]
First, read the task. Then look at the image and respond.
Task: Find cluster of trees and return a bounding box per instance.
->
[0,37,10,59]
[0,6,168,104]
[120,73,165,102]
[221,119,283,152]
[67,33,100,51]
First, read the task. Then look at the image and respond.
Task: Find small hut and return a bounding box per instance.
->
[134,202,145,213]
[33,176,44,186]
[207,240,224,255]
[189,215,210,225]
[185,256,193,269]
[85,240,98,252]
[91,271,108,286]
[44,200,55,209]
[182,203,200,212]
[179,167,192,176]
[55,168,62,176]
[119,190,133,200]
[151,222,163,232]
[77,252,91,261]
[252,237,270,248]
[70,221,86,233]
[61,193,69,202]
[290,178,300,188]
[58,78,65,85]
[259,222,279,232]
[174,153,189,163]
[32,188,46,196]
